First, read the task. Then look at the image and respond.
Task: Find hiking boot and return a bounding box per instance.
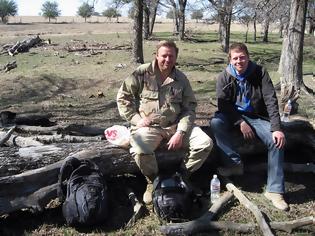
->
[217,163,244,177]
[143,182,153,204]
[264,192,289,211]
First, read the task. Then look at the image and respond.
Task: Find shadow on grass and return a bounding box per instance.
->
[0,175,145,235]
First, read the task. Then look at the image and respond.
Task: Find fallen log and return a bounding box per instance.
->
[160,217,315,235]
[0,120,314,217]
[1,61,17,72]
[14,124,105,136]
[160,191,234,235]
[0,127,15,146]
[270,216,314,233]
[0,131,102,146]
[0,131,43,147]
[0,111,54,127]
[0,141,186,215]
[7,35,42,56]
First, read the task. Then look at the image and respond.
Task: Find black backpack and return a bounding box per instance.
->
[152,172,195,223]
[58,157,109,227]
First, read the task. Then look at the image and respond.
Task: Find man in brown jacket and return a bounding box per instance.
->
[117,40,213,204]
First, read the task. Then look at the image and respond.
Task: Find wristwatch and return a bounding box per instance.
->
[176,130,186,135]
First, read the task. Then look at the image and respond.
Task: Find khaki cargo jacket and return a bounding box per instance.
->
[117,60,197,133]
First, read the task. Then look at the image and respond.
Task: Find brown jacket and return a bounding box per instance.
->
[117,60,197,133]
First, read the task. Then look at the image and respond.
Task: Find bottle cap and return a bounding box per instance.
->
[213,174,217,178]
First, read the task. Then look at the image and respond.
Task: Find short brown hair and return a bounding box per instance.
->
[228,42,249,61]
[156,40,179,57]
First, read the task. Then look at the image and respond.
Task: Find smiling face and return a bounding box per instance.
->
[156,45,177,76]
[229,49,249,75]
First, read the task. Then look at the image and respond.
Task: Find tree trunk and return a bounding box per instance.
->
[278,0,308,107]
[149,0,159,35]
[307,0,315,35]
[219,12,231,53]
[253,14,257,42]
[262,18,270,42]
[143,3,150,39]
[217,1,232,53]
[245,22,249,43]
[309,20,315,35]
[169,0,179,35]
[132,0,144,64]
[178,0,187,40]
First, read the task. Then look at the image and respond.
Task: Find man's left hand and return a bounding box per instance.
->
[272,131,286,149]
[167,131,184,150]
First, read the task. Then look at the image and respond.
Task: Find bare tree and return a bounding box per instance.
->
[307,0,315,35]
[207,0,236,52]
[177,0,188,40]
[109,0,132,22]
[149,0,160,35]
[278,0,313,109]
[132,0,144,64]
[163,0,180,35]
[143,0,160,39]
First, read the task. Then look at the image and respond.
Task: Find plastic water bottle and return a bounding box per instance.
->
[281,99,292,122]
[210,174,220,204]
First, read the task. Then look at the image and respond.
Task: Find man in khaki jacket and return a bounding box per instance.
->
[117,40,213,204]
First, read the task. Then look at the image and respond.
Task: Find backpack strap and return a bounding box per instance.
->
[57,156,82,201]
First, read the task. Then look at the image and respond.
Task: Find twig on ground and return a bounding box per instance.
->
[226,182,274,236]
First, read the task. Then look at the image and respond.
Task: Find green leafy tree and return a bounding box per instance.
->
[77,2,94,22]
[102,7,121,22]
[0,0,17,24]
[41,1,60,23]
[191,9,203,23]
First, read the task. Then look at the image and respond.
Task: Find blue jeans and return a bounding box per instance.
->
[210,112,285,193]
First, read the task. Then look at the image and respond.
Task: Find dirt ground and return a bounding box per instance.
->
[0,20,314,236]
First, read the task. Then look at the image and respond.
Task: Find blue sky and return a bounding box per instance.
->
[15,0,114,16]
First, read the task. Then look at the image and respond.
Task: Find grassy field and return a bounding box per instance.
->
[0,21,314,235]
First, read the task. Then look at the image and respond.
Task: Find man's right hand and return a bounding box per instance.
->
[240,121,255,140]
[136,117,152,127]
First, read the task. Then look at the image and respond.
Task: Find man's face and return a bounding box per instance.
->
[230,49,249,74]
[156,46,177,74]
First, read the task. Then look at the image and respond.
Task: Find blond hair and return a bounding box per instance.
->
[156,40,179,57]
[228,42,249,61]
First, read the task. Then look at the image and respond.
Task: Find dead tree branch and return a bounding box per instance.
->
[226,183,274,236]
[0,127,15,146]
[160,191,234,235]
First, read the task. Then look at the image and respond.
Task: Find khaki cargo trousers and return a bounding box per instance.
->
[130,125,213,182]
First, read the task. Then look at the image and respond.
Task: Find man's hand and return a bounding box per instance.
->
[167,131,184,150]
[272,131,286,149]
[136,117,151,127]
[240,121,255,140]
